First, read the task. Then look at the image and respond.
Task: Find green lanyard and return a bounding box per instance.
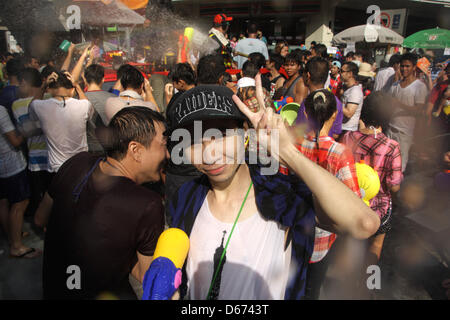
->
[205,181,254,300]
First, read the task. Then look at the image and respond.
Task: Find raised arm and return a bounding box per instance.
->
[70,46,91,84]
[233,74,380,240]
[61,43,76,71]
[280,143,379,239]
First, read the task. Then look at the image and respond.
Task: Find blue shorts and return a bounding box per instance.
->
[0,170,31,204]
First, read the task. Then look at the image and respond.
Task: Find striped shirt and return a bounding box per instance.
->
[296,135,361,263]
[12,97,48,172]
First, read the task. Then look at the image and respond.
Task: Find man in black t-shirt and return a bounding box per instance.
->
[42,107,169,299]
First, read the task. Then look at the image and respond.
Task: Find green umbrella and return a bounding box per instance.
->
[403,27,450,49]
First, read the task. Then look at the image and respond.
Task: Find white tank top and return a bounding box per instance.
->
[186,197,292,300]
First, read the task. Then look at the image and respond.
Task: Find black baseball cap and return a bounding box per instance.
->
[167,85,247,133]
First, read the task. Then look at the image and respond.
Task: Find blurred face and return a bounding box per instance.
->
[340,64,353,82]
[18,80,32,97]
[280,46,289,57]
[173,80,185,91]
[186,119,245,185]
[331,65,339,76]
[400,60,415,79]
[138,121,169,183]
[284,60,301,78]
[28,58,40,70]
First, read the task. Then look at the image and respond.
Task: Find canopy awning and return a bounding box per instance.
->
[333,24,404,45]
[72,0,146,26]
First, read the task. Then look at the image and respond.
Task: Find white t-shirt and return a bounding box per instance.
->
[374,67,395,92]
[186,197,292,300]
[342,84,364,131]
[233,38,269,69]
[389,79,428,137]
[104,90,158,124]
[30,98,93,172]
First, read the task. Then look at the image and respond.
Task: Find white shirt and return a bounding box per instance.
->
[374,67,395,92]
[389,79,428,137]
[186,197,292,300]
[104,90,158,124]
[233,38,269,69]
[342,84,364,131]
[30,98,93,172]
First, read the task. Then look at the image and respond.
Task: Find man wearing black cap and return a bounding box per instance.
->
[165,77,380,300]
[209,13,234,68]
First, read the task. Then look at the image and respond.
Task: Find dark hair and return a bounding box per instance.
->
[247,22,258,35]
[400,52,418,66]
[116,64,135,81]
[104,107,166,161]
[197,54,226,84]
[312,44,328,58]
[41,65,58,80]
[360,92,394,131]
[5,58,25,77]
[346,51,355,59]
[169,63,196,85]
[342,61,359,78]
[18,68,42,88]
[358,75,375,94]
[388,54,402,67]
[285,52,302,66]
[84,64,105,85]
[48,71,74,90]
[304,89,336,131]
[274,41,288,55]
[120,66,144,90]
[248,52,266,69]
[269,53,285,70]
[305,57,329,85]
[242,61,259,78]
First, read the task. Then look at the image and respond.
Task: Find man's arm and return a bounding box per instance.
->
[143,78,159,112]
[3,129,24,148]
[281,144,380,239]
[294,78,308,104]
[61,43,76,71]
[131,252,153,283]
[70,46,90,84]
[233,74,380,240]
[342,102,358,119]
[34,192,53,228]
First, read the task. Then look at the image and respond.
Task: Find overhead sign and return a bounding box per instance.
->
[380,9,408,36]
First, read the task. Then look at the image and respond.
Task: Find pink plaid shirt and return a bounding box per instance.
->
[296,135,361,263]
[341,131,403,219]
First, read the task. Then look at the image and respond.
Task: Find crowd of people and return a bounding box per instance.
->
[0,13,449,300]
